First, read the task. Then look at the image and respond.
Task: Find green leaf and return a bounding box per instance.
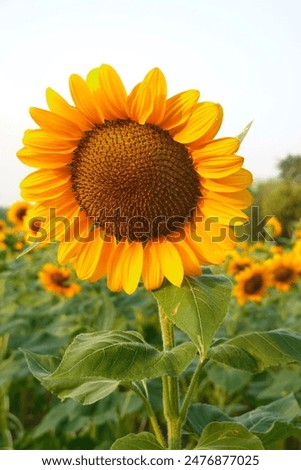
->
[23,350,61,379]
[46,331,196,380]
[15,241,40,259]
[23,331,196,404]
[195,422,264,450]
[236,394,301,448]
[111,432,164,450]
[153,275,232,359]
[188,403,233,435]
[236,120,253,143]
[208,330,301,372]
[23,348,119,405]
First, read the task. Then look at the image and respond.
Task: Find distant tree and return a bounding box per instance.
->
[278,154,301,183]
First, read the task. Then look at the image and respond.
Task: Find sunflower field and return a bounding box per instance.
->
[1,65,301,452]
[1,204,301,451]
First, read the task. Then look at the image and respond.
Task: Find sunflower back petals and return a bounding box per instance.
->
[69,74,104,124]
[96,64,128,120]
[46,88,92,131]
[173,102,223,144]
[161,90,200,131]
[143,68,167,125]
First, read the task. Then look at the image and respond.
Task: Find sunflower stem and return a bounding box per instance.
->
[129,383,166,448]
[158,307,181,450]
[0,335,13,450]
[179,358,204,424]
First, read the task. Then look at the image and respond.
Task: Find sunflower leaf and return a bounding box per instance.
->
[153,275,232,360]
[236,120,253,143]
[111,432,165,450]
[195,422,264,450]
[23,331,196,404]
[208,330,301,372]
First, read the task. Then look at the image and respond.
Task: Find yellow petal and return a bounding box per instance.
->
[121,241,143,294]
[30,107,83,138]
[17,147,73,169]
[142,241,164,291]
[185,223,236,265]
[200,198,248,225]
[174,102,223,144]
[96,64,128,120]
[88,236,116,282]
[203,189,253,209]
[191,137,240,160]
[161,90,200,131]
[195,155,244,178]
[46,87,93,130]
[36,191,81,242]
[107,240,128,292]
[155,239,184,287]
[127,81,153,124]
[173,239,201,276]
[57,212,94,264]
[143,68,167,125]
[20,168,70,201]
[69,74,103,123]
[74,228,106,280]
[200,168,253,193]
[22,129,77,149]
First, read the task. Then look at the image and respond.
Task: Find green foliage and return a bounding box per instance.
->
[23,332,196,404]
[195,422,264,450]
[1,234,301,450]
[208,330,301,372]
[111,432,164,450]
[278,154,301,183]
[153,275,232,359]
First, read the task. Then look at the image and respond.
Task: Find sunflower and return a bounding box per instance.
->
[233,263,271,304]
[0,219,6,233]
[265,216,282,237]
[7,201,32,228]
[266,254,300,291]
[39,263,81,297]
[227,255,254,276]
[23,208,47,244]
[18,65,252,294]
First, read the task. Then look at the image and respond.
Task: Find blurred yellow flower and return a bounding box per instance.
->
[233,263,271,304]
[265,216,282,237]
[266,253,300,291]
[227,255,254,276]
[7,201,32,229]
[39,263,81,297]
[0,219,7,233]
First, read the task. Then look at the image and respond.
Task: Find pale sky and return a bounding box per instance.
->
[0,0,300,206]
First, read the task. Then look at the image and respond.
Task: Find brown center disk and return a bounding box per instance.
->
[70,119,201,241]
[244,274,264,294]
[273,267,294,283]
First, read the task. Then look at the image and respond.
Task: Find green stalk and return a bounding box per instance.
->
[129,383,166,448]
[158,307,181,449]
[179,359,204,424]
[0,335,13,450]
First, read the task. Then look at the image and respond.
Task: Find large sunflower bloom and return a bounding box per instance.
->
[39,263,81,297]
[18,65,252,294]
[233,264,271,305]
